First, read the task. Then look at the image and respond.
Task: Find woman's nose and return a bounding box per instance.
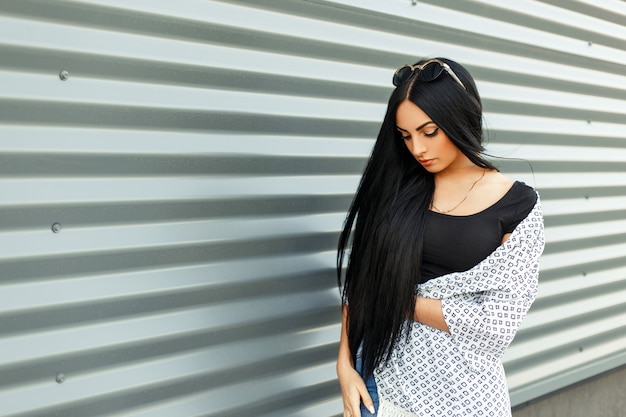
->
[408,137,426,156]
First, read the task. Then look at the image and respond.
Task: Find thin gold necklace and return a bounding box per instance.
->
[431,169,486,214]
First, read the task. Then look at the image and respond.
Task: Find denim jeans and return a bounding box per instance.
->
[355,350,379,416]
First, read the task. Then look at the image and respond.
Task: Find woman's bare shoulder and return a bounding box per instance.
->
[481,170,515,195]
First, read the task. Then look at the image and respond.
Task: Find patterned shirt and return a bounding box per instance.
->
[375,198,545,417]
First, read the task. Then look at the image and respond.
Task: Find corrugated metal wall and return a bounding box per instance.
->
[0,0,624,415]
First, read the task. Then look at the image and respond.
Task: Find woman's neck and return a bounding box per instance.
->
[434,160,482,184]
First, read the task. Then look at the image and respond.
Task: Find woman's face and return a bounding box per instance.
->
[395,100,468,174]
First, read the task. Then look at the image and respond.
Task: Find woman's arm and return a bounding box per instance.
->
[337,305,375,417]
[414,297,450,333]
[337,305,354,371]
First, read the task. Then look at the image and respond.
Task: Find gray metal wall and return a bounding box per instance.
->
[0,0,624,416]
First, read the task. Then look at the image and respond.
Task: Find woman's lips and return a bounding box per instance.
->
[419,159,434,167]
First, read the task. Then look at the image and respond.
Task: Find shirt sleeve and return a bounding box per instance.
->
[420,199,545,371]
[503,183,538,234]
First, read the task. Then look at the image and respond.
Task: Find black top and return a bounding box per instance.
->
[420,181,537,283]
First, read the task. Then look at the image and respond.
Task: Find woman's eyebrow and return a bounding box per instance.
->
[396,121,434,132]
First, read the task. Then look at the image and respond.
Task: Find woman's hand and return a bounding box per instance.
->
[337,362,375,417]
[337,304,375,416]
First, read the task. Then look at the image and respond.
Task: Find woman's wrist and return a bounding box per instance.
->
[337,362,357,382]
[337,353,354,371]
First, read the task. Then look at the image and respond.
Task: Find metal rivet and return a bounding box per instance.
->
[587,41,593,46]
[51,223,62,233]
[59,70,70,81]
[56,373,66,384]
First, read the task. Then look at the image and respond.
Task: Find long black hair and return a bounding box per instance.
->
[337,58,498,377]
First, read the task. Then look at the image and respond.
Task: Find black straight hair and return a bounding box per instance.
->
[337,58,498,377]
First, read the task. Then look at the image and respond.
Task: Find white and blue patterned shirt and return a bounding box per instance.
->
[375,199,545,417]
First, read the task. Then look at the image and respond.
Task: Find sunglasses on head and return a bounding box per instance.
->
[392,59,466,90]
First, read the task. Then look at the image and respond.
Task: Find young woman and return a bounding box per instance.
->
[336,58,545,417]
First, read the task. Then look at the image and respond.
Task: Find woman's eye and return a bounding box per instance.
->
[424,128,439,137]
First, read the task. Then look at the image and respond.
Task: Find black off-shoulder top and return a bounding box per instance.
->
[420,181,537,283]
